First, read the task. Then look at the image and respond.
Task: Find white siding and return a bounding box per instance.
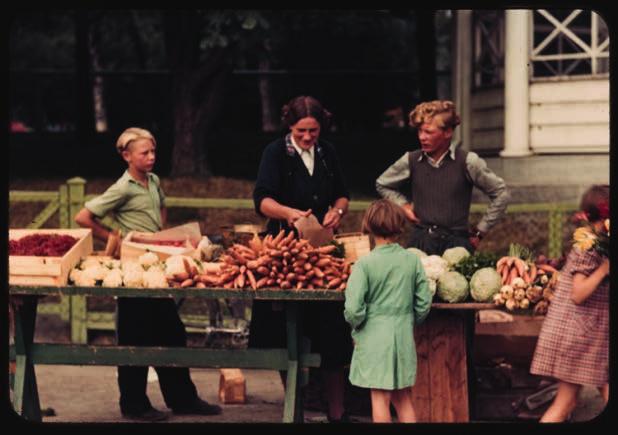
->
[529,79,609,153]
[470,88,504,153]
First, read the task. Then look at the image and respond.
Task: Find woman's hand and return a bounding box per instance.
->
[322,208,342,229]
[285,207,312,227]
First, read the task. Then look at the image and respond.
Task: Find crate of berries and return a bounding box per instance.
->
[9,228,93,286]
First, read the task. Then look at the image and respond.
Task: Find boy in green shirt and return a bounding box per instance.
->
[75,127,221,421]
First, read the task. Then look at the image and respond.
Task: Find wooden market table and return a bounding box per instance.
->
[9,285,492,423]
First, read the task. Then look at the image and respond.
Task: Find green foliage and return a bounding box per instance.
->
[453,251,499,281]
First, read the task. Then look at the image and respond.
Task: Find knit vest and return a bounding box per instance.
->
[408,148,472,231]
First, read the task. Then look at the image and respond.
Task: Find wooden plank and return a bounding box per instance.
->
[18,344,321,369]
[530,123,609,150]
[9,229,93,284]
[412,321,431,422]
[530,101,609,125]
[469,129,504,152]
[530,79,609,104]
[445,313,469,422]
[471,88,504,110]
[470,108,504,130]
[428,312,469,422]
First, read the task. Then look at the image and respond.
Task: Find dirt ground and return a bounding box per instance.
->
[8,313,607,425]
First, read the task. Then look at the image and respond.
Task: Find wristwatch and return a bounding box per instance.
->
[335,207,344,216]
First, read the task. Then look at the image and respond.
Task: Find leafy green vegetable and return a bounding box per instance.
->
[453,251,500,281]
[329,239,346,258]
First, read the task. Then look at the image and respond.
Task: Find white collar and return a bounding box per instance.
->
[290,135,315,157]
[418,142,457,164]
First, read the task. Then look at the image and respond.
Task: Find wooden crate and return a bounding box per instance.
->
[9,228,93,286]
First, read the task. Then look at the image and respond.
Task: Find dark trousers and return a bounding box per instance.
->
[116,297,198,414]
[407,225,474,256]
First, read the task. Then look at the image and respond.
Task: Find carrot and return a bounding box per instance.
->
[338,282,347,291]
[256,266,270,276]
[256,276,269,289]
[195,282,206,288]
[246,270,257,290]
[522,270,531,284]
[513,258,525,277]
[280,280,292,289]
[237,272,246,288]
[272,229,286,247]
[327,277,342,289]
[266,278,276,286]
[529,263,537,283]
[501,266,510,285]
[295,281,303,289]
[317,245,337,254]
[506,257,515,268]
[313,267,325,278]
[316,258,331,268]
[507,266,519,285]
[496,256,509,269]
[180,279,194,288]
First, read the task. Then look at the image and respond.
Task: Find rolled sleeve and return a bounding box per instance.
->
[412,257,432,325]
[84,181,128,218]
[375,152,411,206]
[344,261,369,331]
[466,152,510,233]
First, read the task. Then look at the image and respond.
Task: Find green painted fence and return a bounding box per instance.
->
[9,178,578,344]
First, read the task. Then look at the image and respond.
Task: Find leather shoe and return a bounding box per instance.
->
[172,398,222,416]
[122,407,168,422]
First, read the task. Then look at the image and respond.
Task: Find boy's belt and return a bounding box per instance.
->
[414,223,469,238]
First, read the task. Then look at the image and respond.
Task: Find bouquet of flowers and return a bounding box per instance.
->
[572,203,609,257]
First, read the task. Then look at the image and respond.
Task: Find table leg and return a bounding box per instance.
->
[283,301,304,423]
[11,296,42,421]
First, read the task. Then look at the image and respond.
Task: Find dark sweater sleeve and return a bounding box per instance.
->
[326,142,350,200]
[253,141,283,217]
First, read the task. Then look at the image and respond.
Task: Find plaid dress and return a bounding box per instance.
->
[530,247,609,387]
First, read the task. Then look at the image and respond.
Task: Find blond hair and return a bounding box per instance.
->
[409,100,461,130]
[116,127,157,154]
[361,199,406,238]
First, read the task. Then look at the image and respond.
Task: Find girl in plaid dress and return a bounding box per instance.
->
[530,185,610,422]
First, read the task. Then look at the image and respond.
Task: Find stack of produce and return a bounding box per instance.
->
[198,230,351,290]
[492,244,560,313]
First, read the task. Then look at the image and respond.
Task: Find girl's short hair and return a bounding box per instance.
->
[116,127,156,154]
[281,95,332,129]
[580,184,610,222]
[361,199,406,238]
[409,100,461,130]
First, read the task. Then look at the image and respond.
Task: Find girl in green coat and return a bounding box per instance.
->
[344,199,432,422]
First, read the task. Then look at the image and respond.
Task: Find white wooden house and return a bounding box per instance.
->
[452,9,609,203]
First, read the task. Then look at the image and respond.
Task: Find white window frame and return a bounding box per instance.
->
[530,10,609,79]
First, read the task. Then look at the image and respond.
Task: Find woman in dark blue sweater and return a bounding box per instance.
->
[251,96,353,422]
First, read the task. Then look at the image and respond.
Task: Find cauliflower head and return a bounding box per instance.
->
[469,267,502,302]
[442,246,471,269]
[142,267,169,288]
[437,271,469,303]
[420,255,449,281]
[122,266,144,288]
[102,268,123,287]
[138,251,161,270]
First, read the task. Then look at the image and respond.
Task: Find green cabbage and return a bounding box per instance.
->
[469,267,502,302]
[437,271,469,303]
[442,246,471,268]
[407,247,428,258]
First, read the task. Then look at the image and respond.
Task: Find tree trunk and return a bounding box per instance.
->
[258,58,278,132]
[89,20,108,133]
[170,48,230,177]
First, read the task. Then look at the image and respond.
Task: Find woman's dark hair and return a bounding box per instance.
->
[580,184,610,222]
[281,95,332,128]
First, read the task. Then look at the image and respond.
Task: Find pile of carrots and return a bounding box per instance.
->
[496,255,557,286]
[199,230,351,290]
